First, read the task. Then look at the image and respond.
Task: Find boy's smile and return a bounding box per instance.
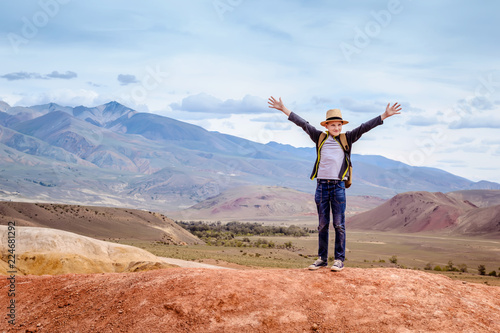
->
[325,121,343,137]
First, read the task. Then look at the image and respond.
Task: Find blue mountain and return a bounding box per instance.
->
[0,101,498,211]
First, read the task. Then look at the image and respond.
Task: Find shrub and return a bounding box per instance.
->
[444,260,459,272]
[434,265,442,271]
[424,263,433,271]
[458,264,468,273]
[389,255,398,264]
[488,271,497,277]
[478,265,486,276]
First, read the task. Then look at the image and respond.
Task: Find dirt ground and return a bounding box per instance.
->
[1,267,499,332]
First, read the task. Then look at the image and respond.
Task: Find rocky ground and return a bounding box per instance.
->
[1,267,499,332]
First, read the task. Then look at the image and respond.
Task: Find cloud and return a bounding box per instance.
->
[1,72,45,81]
[437,159,468,167]
[263,123,292,131]
[117,74,139,86]
[310,96,335,106]
[406,116,440,127]
[14,89,104,108]
[469,96,495,110]
[339,98,387,113]
[171,93,268,114]
[1,71,77,81]
[163,110,232,120]
[250,116,289,123]
[449,117,500,129]
[87,81,103,87]
[46,71,77,79]
[455,96,495,114]
[481,138,500,145]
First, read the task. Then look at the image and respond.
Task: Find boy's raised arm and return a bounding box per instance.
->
[268,96,322,143]
[268,96,291,116]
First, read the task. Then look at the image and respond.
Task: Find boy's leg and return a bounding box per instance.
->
[331,182,346,262]
[315,181,331,262]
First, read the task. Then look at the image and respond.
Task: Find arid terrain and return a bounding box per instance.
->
[0,201,200,244]
[1,267,499,332]
[347,191,500,237]
[167,185,387,221]
[1,192,499,332]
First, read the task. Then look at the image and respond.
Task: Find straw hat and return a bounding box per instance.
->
[320,109,349,126]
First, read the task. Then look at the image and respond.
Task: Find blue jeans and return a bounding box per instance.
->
[314,179,346,262]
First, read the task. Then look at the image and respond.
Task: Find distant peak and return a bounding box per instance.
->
[100,101,136,113]
[104,101,128,109]
[0,100,11,111]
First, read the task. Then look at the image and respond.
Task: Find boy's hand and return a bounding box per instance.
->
[268,96,291,116]
[381,102,402,120]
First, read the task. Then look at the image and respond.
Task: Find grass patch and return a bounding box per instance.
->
[114,230,500,286]
[115,239,312,269]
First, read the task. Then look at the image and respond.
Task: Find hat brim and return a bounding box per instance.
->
[321,119,349,127]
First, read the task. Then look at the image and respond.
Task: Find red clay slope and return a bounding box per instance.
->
[2,267,499,332]
[347,191,477,233]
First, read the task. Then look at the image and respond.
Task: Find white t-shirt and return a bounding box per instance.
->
[317,135,345,180]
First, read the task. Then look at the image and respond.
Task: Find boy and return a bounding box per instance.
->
[268,96,401,271]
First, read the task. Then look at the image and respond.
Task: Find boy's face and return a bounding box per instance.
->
[325,121,343,136]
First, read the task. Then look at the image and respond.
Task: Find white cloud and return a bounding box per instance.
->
[171,93,268,115]
[15,89,103,107]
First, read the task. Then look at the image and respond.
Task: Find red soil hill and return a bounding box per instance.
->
[347,191,477,233]
[1,267,499,332]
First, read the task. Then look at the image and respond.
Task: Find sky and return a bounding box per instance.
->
[1,0,499,183]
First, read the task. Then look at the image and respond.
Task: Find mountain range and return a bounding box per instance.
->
[0,100,498,211]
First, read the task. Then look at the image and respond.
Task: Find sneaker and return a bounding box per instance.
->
[331,259,344,272]
[308,259,328,270]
